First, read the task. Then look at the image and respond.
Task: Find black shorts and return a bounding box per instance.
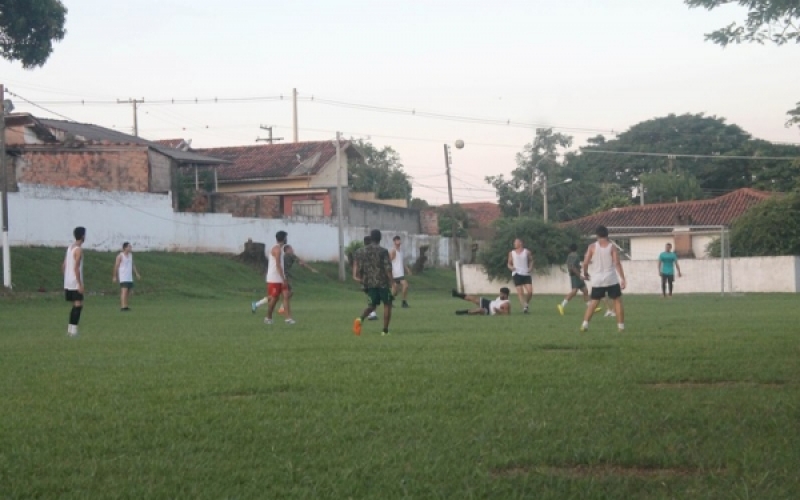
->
[513,274,532,287]
[590,284,622,300]
[65,289,84,302]
[479,297,491,314]
[393,277,405,284]
[661,273,674,283]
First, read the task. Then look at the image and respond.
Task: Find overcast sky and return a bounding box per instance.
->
[2,0,798,204]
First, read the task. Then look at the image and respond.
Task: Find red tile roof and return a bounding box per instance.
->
[562,188,773,234]
[194,141,349,182]
[460,202,502,228]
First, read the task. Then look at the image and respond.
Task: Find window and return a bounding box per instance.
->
[292,200,324,217]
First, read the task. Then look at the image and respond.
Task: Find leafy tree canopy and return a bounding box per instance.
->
[437,204,469,238]
[486,128,573,219]
[0,0,67,68]
[685,0,800,46]
[709,192,800,257]
[348,139,412,201]
[640,169,704,203]
[477,217,582,281]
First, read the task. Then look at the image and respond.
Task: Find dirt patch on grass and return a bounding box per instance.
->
[643,380,786,389]
[492,463,724,479]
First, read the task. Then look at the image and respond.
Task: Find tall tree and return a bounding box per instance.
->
[486,128,573,219]
[640,169,704,203]
[0,0,68,68]
[348,139,413,201]
[685,0,800,46]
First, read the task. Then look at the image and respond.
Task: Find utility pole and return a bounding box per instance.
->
[335,132,345,281]
[256,125,283,144]
[542,176,548,222]
[443,143,461,264]
[292,88,299,143]
[1,84,11,289]
[117,98,144,136]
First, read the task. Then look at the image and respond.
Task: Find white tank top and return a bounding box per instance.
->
[489,297,510,315]
[391,249,405,278]
[118,253,133,282]
[63,244,83,290]
[266,244,285,283]
[510,249,530,276]
[591,241,618,287]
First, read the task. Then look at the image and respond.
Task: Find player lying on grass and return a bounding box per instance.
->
[451,287,511,315]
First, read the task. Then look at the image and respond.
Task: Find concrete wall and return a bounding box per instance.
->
[628,233,718,260]
[147,150,173,193]
[349,199,421,234]
[2,184,456,266]
[460,256,799,295]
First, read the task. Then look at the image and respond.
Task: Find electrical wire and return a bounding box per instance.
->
[582,150,799,161]
[6,90,79,121]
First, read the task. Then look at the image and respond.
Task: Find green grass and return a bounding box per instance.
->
[1,248,799,499]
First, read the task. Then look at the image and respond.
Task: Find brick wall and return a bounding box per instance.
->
[16,149,150,192]
[205,192,282,218]
[420,208,439,235]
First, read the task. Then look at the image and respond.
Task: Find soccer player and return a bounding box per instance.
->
[658,243,682,297]
[276,244,318,315]
[390,235,412,308]
[352,229,394,336]
[580,226,627,332]
[251,231,293,325]
[112,242,141,311]
[507,238,533,313]
[451,287,511,316]
[557,243,600,315]
[62,226,86,337]
[352,235,378,321]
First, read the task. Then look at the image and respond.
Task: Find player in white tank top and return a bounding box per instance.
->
[507,238,534,313]
[580,226,627,332]
[113,242,141,311]
[251,231,295,325]
[390,236,412,308]
[62,226,86,337]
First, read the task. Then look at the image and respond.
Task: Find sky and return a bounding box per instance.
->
[2,0,799,204]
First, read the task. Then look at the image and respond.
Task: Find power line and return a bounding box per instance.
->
[5,91,78,121]
[583,150,799,161]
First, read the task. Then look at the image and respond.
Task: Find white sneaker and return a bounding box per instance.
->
[285,318,296,325]
[604,310,616,318]
[264,318,273,325]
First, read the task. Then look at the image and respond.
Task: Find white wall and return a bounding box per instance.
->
[3,184,454,265]
[461,256,799,295]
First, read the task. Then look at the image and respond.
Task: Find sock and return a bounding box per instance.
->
[561,300,568,307]
[383,328,388,333]
[582,321,589,329]
[455,309,469,315]
[618,323,625,330]
[67,324,74,335]
[255,297,268,307]
[69,306,83,326]
[452,290,466,299]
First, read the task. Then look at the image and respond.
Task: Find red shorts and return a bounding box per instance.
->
[267,282,285,298]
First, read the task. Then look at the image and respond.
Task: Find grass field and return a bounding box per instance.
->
[1,248,799,499]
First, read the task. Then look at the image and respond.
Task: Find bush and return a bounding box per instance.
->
[708,192,800,257]
[345,239,365,269]
[477,217,583,281]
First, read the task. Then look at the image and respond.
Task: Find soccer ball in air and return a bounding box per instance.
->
[454,139,465,149]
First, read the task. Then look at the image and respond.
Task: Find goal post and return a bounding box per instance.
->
[596,226,734,295]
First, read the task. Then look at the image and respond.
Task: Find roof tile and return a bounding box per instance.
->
[194,142,342,181]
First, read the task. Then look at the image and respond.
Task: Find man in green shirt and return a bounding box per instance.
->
[352,229,394,336]
[658,243,682,297]
[557,243,600,315]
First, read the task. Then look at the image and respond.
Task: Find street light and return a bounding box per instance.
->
[542,177,572,223]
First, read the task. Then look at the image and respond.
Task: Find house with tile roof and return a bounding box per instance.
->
[561,188,774,260]
[193,141,363,218]
[3,114,226,209]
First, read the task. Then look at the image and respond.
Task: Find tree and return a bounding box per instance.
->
[787,101,800,129]
[639,169,704,203]
[709,192,800,257]
[348,139,413,201]
[685,0,800,46]
[477,217,582,281]
[437,204,469,238]
[409,197,430,210]
[0,0,68,68]
[486,128,573,219]
[594,193,634,213]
